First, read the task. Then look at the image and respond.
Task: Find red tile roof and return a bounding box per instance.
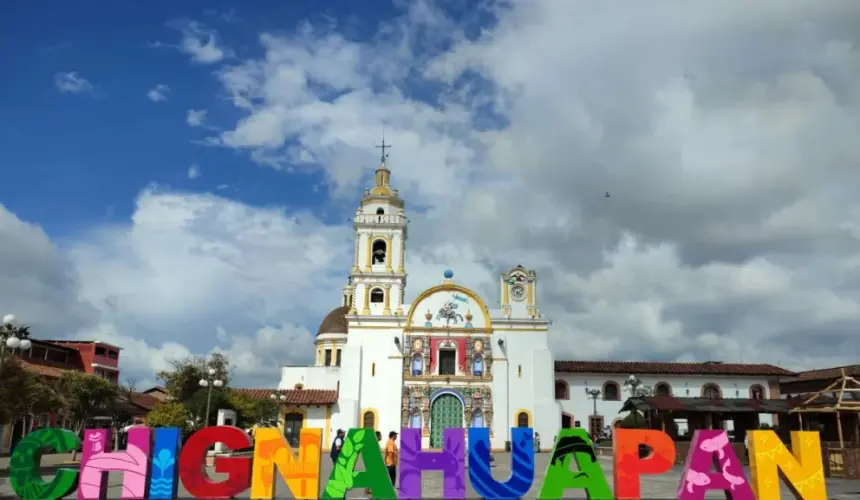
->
[791,365,860,382]
[128,392,161,411]
[233,388,338,405]
[554,360,795,377]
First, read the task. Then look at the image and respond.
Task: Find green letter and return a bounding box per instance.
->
[538,428,613,499]
[10,428,81,500]
[321,428,396,499]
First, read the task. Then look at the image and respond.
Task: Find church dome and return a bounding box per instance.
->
[317,306,350,336]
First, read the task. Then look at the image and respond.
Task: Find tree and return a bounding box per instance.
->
[227,391,279,428]
[146,402,191,433]
[0,357,63,431]
[156,353,232,403]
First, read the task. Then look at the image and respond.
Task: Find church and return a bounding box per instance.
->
[258,155,792,452]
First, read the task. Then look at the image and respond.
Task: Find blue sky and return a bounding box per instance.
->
[2,1,859,387]
[1,1,408,235]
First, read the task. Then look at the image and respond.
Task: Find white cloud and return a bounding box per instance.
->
[9,1,860,387]
[186,109,208,127]
[187,164,201,179]
[169,20,229,64]
[54,72,94,94]
[147,84,170,102]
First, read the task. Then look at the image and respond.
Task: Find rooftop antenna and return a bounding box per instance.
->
[375,125,391,163]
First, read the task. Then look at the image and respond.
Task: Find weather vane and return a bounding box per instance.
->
[375,126,391,163]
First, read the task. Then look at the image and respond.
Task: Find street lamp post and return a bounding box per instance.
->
[0,314,32,377]
[624,375,652,398]
[585,388,601,416]
[269,392,286,427]
[199,368,223,428]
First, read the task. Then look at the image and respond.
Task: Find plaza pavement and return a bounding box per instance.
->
[2,451,859,498]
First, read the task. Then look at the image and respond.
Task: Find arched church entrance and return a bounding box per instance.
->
[430,393,463,448]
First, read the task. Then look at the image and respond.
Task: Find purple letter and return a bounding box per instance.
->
[78,427,152,500]
[399,428,466,499]
[677,430,755,500]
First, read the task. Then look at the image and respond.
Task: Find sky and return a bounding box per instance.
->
[2,0,860,389]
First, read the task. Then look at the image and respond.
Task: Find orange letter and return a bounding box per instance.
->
[250,427,322,499]
[613,429,676,499]
[748,430,826,500]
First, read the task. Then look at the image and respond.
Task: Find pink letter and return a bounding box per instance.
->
[78,427,151,500]
[677,430,755,500]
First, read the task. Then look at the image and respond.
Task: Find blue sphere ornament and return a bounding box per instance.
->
[444,269,454,279]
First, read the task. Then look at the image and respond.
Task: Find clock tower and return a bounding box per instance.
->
[500,265,539,318]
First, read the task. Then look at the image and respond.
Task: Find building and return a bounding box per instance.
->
[38,340,122,383]
[238,157,794,451]
[0,339,124,454]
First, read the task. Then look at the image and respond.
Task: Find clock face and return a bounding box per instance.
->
[511,284,525,301]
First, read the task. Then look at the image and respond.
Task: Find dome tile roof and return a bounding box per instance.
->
[317,306,349,336]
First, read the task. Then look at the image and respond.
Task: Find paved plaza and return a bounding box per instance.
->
[1,452,859,498]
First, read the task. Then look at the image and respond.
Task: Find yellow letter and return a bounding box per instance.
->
[748,430,826,500]
[250,427,321,499]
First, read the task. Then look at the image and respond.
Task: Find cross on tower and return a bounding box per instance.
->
[375,133,392,163]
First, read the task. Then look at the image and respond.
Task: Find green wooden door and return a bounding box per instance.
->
[430,394,463,448]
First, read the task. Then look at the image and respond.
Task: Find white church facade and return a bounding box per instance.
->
[268,158,794,452]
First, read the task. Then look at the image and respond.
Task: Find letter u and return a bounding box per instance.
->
[468,428,535,499]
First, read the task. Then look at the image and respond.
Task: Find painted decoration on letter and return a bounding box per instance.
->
[148,427,181,500]
[468,427,534,499]
[9,428,81,500]
[178,425,252,498]
[537,429,612,500]
[613,428,676,499]
[400,427,466,499]
[251,427,321,499]
[78,427,151,500]
[748,430,826,500]
[676,430,755,500]
[321,428,396,499]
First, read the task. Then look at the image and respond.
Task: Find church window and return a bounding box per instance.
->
[438,349,456,376]
[376,207,385,215]
[654,383,672,397]
[516,412,529,428]
[362,411,376,430]
[370,288,385,303]
[324,349,332,366]
[336,349,342,366]
[410,409,421,428]
[602,381,620,401]
[750,385,765,400]
[518,365,522,377]
[372,239,387,265]
[472,410,484,427]
[555,380,569,400]
[472,355,484,376]
[371,362,376,377]
[702,383,721,399]
[411,354,423,375]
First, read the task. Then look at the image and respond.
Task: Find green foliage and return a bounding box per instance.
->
[0,357,64,425]
[146,402,190,432]
[226,390,280,427]
[156,353,231,403]
[56,371,119,431]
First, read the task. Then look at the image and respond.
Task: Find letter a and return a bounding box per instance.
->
[321,428,396,499]
[538,429,612,500]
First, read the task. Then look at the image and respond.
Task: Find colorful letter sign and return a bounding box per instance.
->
[5,425,831,499]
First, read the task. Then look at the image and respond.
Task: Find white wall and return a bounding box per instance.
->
[279,365,341,391]
[347,327,404,439]
[555,373,774,430]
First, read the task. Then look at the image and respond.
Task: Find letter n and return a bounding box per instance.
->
[748,430,827,500]
[250,427,321,499]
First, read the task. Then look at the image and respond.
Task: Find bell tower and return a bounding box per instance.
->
[500,265,539,318]
[348,139,408,317]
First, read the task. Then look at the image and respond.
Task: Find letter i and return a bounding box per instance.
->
[148,427,182,499]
